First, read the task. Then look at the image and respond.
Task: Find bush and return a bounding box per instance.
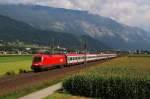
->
[19,69,28,74]
[5,71,16,76]
[63,75,150,99]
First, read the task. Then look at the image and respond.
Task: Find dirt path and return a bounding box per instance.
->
[20,83,62,99]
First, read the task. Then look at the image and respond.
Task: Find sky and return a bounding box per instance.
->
[0,0,150,32]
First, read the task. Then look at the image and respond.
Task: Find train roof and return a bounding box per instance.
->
[65,53,99,56]
[66,53,84,56]
[33,53,65,57]
[33,53,117,57]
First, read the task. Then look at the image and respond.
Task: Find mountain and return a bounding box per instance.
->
[0,14,108,50]
[0,4,150,50]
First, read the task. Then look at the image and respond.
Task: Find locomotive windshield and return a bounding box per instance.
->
[33,57,41,62]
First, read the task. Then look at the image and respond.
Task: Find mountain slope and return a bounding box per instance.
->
[0,4,150,50]
[0,14,108,50]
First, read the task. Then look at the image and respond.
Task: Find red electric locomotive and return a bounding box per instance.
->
[31,53,66,71]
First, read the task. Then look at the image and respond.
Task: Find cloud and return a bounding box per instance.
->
[0,0,150,31]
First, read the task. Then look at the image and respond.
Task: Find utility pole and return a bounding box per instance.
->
[51,38,55,54]
[84,40,87,67]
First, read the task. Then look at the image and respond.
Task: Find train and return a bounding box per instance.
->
[31,53,117,72]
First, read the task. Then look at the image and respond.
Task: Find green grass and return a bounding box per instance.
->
[0,71,82,99]
[0,78,63,99]
[0,55,32,75]
[1,55,150,99]
[61,56,150,98]
[128,54,150,57]
[92,57,150,79]
[45,92,92,99]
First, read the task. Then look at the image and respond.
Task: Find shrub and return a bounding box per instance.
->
[19,69,28,74]
[63,74,150,99]
[5,71,16,76]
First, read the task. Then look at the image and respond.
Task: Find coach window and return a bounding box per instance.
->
[73,57,75,60]
[70,57,73,61]
[75,57,77,60]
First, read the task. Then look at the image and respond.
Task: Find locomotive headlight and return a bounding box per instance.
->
[34,64,38,66]
[60,59,63,62]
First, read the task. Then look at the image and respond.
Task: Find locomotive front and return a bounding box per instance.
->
[31,54,44,71]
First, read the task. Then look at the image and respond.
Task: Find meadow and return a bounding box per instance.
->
[0,55,32,76]
[1,55,150,98]
[45,92,91,99]
[48,56,150,99]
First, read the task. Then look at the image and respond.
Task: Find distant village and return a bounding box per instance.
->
[0,46,150,56]
[0,41,70,55]
[0,41,46,55]
[0,41,150,55]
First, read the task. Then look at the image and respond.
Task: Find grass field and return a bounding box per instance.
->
[45,92,92,99]
[1,55,150,98]
[0,77,64,99]
[91,56,150,78]
[48,56,150,98]
[0,55,32,75]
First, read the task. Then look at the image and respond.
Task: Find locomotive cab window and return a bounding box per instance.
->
[33,57,42,62]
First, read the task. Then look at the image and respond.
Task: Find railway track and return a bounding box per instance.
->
[0,58,114,96]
